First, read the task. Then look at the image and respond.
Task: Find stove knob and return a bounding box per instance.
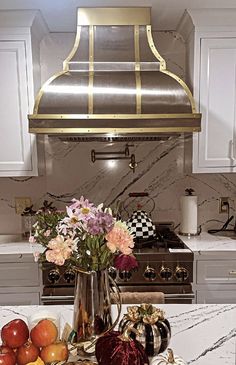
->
[108,266,117,280]
[48,269,60,284]
[175,266,189,282]
[63,269,76,283]
[160,266,172,281]
[143,266,156,281]
[119,270,132,282]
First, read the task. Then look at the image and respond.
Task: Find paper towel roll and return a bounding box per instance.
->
[180,195,198,235]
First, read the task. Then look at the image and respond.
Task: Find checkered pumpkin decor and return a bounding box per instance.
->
[127,210,156,240]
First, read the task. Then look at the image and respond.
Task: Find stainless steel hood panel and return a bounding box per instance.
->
[29,8,201,139]
[36,71,191,115]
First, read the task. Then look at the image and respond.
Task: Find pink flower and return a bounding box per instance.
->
[105,221,134,255]
[46,250,66,266]
[45,235,74,266]
[114,254,138,271]
[70,196,94,210]
[29,235,36,243]
[69,196,97,222]
[33,251,40,262]
[44,229,51,237]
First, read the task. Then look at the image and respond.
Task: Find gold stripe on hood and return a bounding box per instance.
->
[88,25,94,114]
[134,25,142,114]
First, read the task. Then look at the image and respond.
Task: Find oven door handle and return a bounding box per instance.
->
[41,295,74,302]
[164,293,195,299]
[41,293,195,302]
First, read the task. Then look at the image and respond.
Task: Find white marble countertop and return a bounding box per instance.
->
[0,241,43,255]
[0,304,235,365]
[0,232,236,256]
[179,232,236,255]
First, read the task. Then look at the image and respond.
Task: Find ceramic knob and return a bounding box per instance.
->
[160,266,172,281]
[119,270,132,282]
[48,269,60,284]
[63,269,76,283]
[175,266,189,282]
[108,266,117,280]
[143,266,156,281]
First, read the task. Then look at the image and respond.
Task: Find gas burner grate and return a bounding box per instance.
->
[134,228,186,250]
[134,237,157,249]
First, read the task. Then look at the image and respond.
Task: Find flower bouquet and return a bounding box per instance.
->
[31,196,137,272]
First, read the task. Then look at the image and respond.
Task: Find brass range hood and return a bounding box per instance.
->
[28,7,201,141]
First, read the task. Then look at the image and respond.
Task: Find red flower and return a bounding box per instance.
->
[114,254,138,271]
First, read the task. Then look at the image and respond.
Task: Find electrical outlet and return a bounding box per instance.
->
[219,197,229,214]
[15,197,32,215]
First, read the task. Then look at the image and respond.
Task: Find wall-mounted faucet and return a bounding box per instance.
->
[91,145,137,173]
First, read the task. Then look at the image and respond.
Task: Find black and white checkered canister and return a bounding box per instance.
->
[127,210,156,240]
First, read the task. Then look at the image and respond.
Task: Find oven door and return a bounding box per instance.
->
[41,284,195,305]
[41,287,75,305]
[118,284,195,304]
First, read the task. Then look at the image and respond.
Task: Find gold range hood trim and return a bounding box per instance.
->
[29,8,201,139]
[29,113,201,134]
[76,7,151,26]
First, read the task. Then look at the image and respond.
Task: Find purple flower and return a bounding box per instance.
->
[86,211,114,236]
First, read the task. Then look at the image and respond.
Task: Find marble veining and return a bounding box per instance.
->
[0,305,235,365]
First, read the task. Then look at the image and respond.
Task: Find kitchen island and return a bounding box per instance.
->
[0,304,235,365]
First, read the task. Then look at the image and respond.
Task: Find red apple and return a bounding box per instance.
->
[0,346,16,365]
[40,342,68,363]
[1,319,29,348]
[16,341,39,365]
[30,319,58,348]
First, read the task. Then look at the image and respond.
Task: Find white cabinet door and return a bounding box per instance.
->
[0,292,40,305]
[197,260,236,284]
[0,40,38,176]
[197,290,236,304]
[197,38,236,170]
[0,262,40,287]
[194,258,236,303]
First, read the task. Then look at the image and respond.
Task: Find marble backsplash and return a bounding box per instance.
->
[0,31,236,234]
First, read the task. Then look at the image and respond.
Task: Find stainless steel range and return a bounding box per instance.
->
[110,224,194,303]
[41,223,194,305]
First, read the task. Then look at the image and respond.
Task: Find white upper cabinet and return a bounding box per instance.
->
[0,11,48,176]
[178,9,236,173]
[0,40,33,173]
[199,38,236,170]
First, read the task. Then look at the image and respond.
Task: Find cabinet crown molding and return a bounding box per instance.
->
[178,8,236,41]
[0,10,48,41]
